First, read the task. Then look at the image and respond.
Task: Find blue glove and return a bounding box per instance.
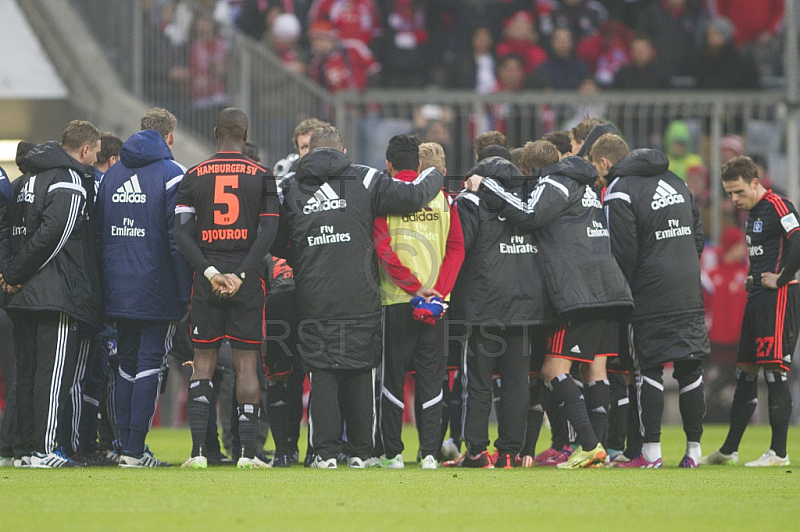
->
[410,296,448,325]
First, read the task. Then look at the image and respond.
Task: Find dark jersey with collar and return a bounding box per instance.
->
[746,190,800,296]
[176,152,278,265]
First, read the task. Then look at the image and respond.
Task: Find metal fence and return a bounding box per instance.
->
[68,0,797,242]
[334,89,788,241]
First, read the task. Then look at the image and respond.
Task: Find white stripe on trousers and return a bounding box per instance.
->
[459,338,469,445]
[371,367,377,450]
[378,308,386,451]
[307,373,314,451]
[69,338,92,451]
[627,325,647,438]
[147,322,177,432]
[45,313,70,454]
[106,364,121,444]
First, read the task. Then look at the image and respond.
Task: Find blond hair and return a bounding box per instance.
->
[419,142,446,173]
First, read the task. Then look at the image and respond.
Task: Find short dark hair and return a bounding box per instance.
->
[520,140,559,174]
[386,135,421,172]
[141,107,177,139]
[570,118,603,144]
[215,108,248,141]
[61,120,100,152]
[293,118,330,150]
[309,126,344,151]
[243,141,261,162]
[96,132,123,166]
[477,144,511,161]
[474,131,507,157]
[541,130,572,155]
[721,155,758,183]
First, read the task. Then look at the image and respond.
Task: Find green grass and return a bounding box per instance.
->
[2,425,799,531]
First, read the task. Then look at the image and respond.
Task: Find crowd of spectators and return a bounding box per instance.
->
[128,0,785,175]
[140,0,782,100]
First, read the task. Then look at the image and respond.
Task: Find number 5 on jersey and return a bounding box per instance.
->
[214,175,239,225]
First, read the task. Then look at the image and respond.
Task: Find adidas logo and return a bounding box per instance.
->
[17,177,35,203]
[303,182,346,214]
[194,396,210,404]
[193,327,199,335]
[112,175,147,203]
[581,185,602,208]
[238,415,248,422]
[570,345,581,354]
[651,180,684,210]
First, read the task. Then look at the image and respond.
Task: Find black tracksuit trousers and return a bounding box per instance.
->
[308,367,375,461]
[463,325,530,455]
[11,311,79,455]
[379,303,447,459]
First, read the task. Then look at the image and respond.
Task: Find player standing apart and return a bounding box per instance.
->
[704,156,800,467]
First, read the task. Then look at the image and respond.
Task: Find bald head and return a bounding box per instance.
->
[215,108,249,143]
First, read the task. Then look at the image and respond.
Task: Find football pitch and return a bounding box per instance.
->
[1,425,798,531]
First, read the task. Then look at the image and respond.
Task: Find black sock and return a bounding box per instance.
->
[439,378,452,449]
[187,379,213,457]
[607,375,629,450]
[677,370,705,444]
[267,382,289,457]
[624,382,642,459]
[720,370,758,455]
[521,380,547,456]
[237,403,261,459]
[549,374,598,450]
[204,371,223,456]
[546,387,568,450]
[766,371,792,458]
[450,372,463,448]
[585,380,610,447]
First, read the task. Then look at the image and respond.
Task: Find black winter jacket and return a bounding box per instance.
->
[604,149,704,322]
[451,156,555,326]
[3,142,101,327]
[276,148,443,371]
[479,156,632,321]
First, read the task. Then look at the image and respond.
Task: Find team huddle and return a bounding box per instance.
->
[0,108,796,469]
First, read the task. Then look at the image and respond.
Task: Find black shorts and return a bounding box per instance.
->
[738,284,800,372]
[607,322,634,374]
[545,318,618,364]
[191,271,265,350]
[630,312,709,371]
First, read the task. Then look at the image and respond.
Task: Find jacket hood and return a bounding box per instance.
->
[16,141,36,174]
[577,123,619,157]
[608,148,670,179]
[540,156,597,186]
[297,147,351,183]
[664,120,692,157]
[120,129,174,169]
[471,156,525,189]
[23,141,86,175]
